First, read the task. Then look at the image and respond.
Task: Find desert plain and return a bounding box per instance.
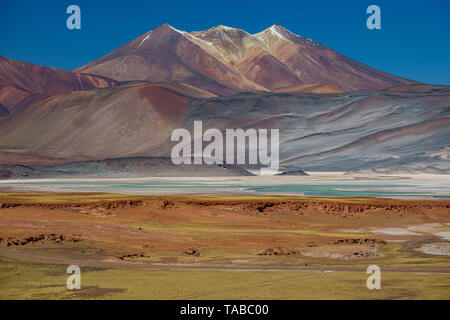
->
[0,185,449,299]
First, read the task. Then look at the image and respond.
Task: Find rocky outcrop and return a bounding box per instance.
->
[0,234,81,247]
[258,247,300,256]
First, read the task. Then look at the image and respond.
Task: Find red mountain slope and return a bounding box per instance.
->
[75,24,417,93]
[0,56,118,113]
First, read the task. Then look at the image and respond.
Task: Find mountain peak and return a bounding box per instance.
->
[190,25,250,42]
[270,24,287,31]
[75,23,416,93]
[214,25,235,30]
[136,24,186,48]
[158,23,185,34]
[263,24,297,39]
[199,25,249,35]
[255,24,324,49]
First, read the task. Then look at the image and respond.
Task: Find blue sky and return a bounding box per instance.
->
[1,0,449,84]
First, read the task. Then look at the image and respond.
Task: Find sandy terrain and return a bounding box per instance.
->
[0,193,449,264]
[0,193,449,299]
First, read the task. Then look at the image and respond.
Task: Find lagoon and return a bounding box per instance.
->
[1,173,449,199]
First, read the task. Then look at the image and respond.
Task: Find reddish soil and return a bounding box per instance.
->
[0,195,448,264]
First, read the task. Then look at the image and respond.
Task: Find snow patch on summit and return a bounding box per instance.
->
[269,25,286,40]
[139,34,151,48]
[168,25,187,35]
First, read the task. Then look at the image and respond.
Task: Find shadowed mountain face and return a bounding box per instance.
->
[0,104,9,118]
[0,56,118,113]
[75,24,416,94]
[0,157,253,179]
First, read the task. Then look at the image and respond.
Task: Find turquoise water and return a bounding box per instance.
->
[2,180,449,199]
[251,184,450,199]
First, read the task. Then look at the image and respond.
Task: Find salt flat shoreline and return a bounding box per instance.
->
[0,173,449,199]
[0,172,449,184]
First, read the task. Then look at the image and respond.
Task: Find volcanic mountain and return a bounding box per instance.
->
[1,24,447,173]
[75,24,416,93]
[0,55,118,113]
